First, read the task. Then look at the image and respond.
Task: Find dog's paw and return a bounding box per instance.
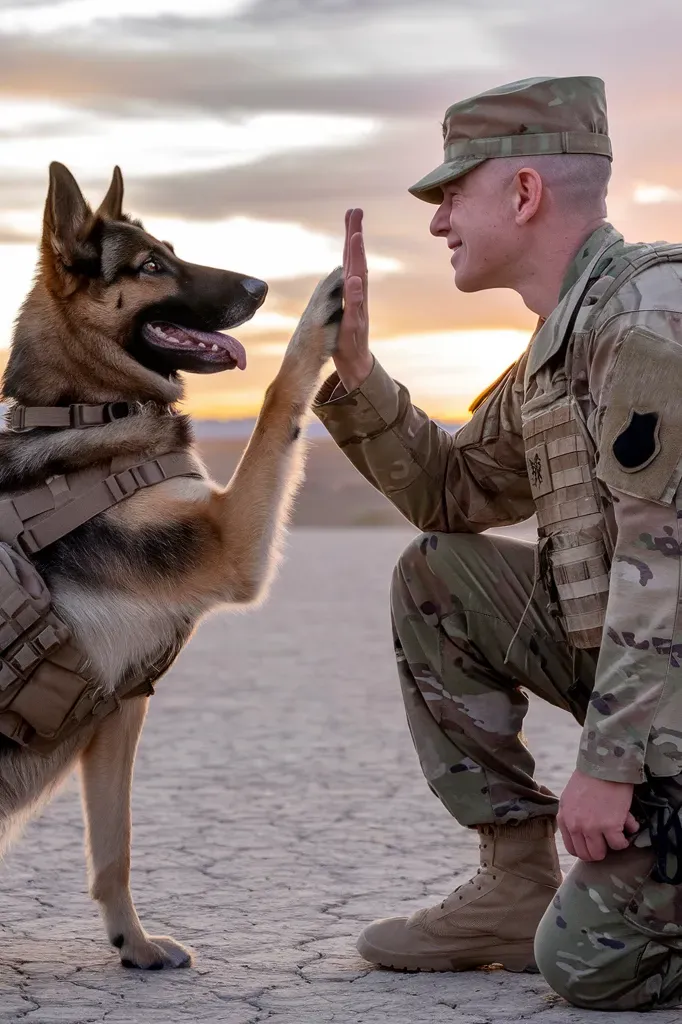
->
[286,266,344,364]
[118,933,193,970]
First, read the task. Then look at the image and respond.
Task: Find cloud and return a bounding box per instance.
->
[0,39,487,123]
[237,311,299,335]
[0,100,377,181]
[0,0,505,78]
[0,0,505,129]
[0,0,251,33]
[633,183,682,205]
[131,214,401,281]
[127,122,434,221]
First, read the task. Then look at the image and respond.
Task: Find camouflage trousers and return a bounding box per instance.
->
[392,531,682,1010]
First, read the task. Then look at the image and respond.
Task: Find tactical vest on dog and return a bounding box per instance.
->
[0,402,199,755]
[522,240,682,648]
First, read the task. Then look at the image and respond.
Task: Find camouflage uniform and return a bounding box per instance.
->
[315,77,682,1008]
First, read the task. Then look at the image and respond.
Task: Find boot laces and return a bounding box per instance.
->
[439,843,496,909]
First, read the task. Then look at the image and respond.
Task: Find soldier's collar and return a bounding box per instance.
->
[526,231,624,384]
[559,223,624,302]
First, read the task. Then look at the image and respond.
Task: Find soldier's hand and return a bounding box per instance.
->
[558,769,639,862]
[332,208,373,392]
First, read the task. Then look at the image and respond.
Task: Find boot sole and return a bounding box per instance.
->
[356,935,539,974]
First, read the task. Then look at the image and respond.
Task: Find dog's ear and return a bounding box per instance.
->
[43,162,90,249]
[42,162,99,281]
[96,165,124,221]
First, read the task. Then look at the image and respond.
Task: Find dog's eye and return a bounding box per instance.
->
[140,258,164,275]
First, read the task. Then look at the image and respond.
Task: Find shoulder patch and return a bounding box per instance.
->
[597,328,682,504]
[612,411,660,471]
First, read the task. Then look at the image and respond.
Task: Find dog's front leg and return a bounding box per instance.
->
[215,266,343,603]
[80,697,192,969]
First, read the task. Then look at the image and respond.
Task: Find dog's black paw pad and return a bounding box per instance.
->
[112,935,125,949]
[330,283,344,301]
[121,956,165,970]
[325,304,344,326]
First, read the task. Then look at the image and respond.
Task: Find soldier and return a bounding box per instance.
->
[313,76,682,1010]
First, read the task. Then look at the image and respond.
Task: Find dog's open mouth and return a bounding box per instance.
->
[142,322,246,370]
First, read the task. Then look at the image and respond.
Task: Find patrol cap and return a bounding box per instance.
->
[409,75,612,204]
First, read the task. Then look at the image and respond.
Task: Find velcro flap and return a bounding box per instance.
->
[597,328,682,504]
[10,659,90,736]
[10,642,42,674]
[34,626,59,654]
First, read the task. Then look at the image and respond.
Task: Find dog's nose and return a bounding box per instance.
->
[241,277,268,301]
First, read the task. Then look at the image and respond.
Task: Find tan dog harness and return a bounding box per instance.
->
[0,403,199,755]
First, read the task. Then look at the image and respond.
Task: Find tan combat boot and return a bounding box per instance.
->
[356,817,561,972]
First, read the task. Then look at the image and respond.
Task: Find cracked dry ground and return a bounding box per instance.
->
[1,527,680,1024]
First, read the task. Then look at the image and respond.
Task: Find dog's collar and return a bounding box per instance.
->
[6,401,162,432]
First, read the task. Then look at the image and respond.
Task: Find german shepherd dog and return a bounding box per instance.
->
[0,163,343,969]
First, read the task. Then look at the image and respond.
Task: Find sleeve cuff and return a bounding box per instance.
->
[313,357,402,446]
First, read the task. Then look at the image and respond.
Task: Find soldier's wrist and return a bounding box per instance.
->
[333,352,374,394]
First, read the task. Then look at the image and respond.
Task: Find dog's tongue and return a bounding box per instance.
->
[183,327,247,370]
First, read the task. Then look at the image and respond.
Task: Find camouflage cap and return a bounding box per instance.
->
[409,75,612,204]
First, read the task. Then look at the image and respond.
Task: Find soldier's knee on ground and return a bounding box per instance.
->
[535,908,665,1011]
[533,854,674,1012]
[533,894,600,1008]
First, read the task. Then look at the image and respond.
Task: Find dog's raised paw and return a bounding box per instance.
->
[318,268,344,343]
[118,933,193,970]
[287,266,344,364]
[324,279,345,326]
[307,266,343,322]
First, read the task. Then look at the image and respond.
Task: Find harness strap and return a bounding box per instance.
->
[0,452,200,556]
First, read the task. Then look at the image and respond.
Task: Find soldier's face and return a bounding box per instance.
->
[430,163,522,293]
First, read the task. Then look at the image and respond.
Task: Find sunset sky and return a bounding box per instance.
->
[1,0,682,420]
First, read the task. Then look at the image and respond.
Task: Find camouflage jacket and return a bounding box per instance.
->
[314,223,682,787]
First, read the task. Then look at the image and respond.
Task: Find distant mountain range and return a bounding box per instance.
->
[192,417,463,439]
